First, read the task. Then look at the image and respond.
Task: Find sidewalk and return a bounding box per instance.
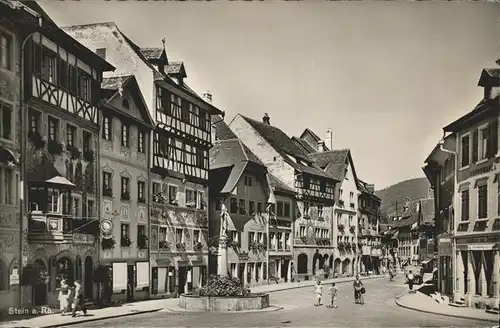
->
[395,291,498,323]
[250,274,385,294]
[0,274,384,328]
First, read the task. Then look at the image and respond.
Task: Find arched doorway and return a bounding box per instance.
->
[352,258,357,275]
[312,251,321,275]
[342,259,351,275]
[334,259,341,274]
[75,256,82,281]
[297,254,308,274]
[56,257,74,286]
[329,256,334,271]
[322,254,329,269]
[84,257,94,300]
[33,259,47,306]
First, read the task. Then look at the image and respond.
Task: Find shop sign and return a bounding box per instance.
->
[456,235,499,245]
[438,240,452,256]
[467,245,494,251]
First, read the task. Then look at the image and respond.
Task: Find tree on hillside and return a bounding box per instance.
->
[375,177,431,217]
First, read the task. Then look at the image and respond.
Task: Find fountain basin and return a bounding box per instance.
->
[178,293,270,312]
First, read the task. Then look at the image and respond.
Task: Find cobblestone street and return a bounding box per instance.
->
[68,276,489,327]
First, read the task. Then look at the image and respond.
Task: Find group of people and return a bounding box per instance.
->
[314,275,366,307]
[58,279,88,317]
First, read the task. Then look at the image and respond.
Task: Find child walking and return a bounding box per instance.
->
[314,280,323,306]
[328,283,338,308]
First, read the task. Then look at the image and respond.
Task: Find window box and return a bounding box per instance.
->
[47,139,63,155]
[138,197,146,204]
[249,240,259,251]
[349,225,355,233]
[159,241,170,249]
[257,242,267,251]
[300,236,308,244]
[186,200,196,208]
[83,150,94,162]
[67,145,81,160]
[338,242,345,248]
[103,188,113,197]
[338,200,344,206]
[229,240,241,249]
[193,241,203,252]
[121,236,132,247]
[101,237,115,250]
[338,224,345,231]
[169,198,178,206]
[121,192,130,201]
[176,242,186,251]
[28,131,46,150]
[153,192,166,204]
[137,235,148,250]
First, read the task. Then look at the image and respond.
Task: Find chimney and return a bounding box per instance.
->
[202,91,212,103]
[366,184,375,194]
[263,113,270,125]
[484,87,492,100]
[325,129,333,150]
[317,140,325,152]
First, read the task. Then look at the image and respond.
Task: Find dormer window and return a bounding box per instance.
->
[122,98,130,110]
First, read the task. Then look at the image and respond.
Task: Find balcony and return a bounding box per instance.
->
[28,213,97,244]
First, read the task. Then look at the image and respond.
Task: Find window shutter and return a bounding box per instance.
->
[472,130,478,163]
[490,119,498,157]
[263,233,268,246]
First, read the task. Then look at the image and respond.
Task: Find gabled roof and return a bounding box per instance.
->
[209,139,265,194]
[101,75,154,127]
[478,68,500,87]
[443,96,500,133]
[241,115,312,163]
[212,116,238,140]
[300,128,321,143]
[141,47,165,61]
[291,136,317,154]
[166,61,187,78]
[309,149,358,183]
[268,173,294,194]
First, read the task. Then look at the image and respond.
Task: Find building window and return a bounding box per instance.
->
[83,131,92,153]
[257,202,262,213]
[244,176,253,186]
[66,124,76,147]
[121,223,130,245]
[138,130,146,153]
[122,98,130,110]
[102,172,112,196]
[121,177,130,200]
[176,228,183,244]
[138,181,145,203]
[478,185,487,219]
[461,135,470,167]
[73,197,80,217]
[121,122,129,147]
[152,182,161,197]
[238,199,246,215]
[48,116,58,141]
[277,201,284,217]
[0,102,12,140]
[318,204,324,218]
[95,48,106,59]
[29,110,40,133]
[0,30,13,71]
[137,224,146,242]
[480,126,489,160]
[461,190,469,221]
[41,49,57,84]
[230,198,237,214]
[168,185,178,204]
[87,200,94,219]
[284,203,290,217]
[249,201,256,215]
[102,116,111,141]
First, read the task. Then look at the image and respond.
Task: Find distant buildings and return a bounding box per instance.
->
[424,66,500,311]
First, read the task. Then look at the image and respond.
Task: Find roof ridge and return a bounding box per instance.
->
[61,21,117,29]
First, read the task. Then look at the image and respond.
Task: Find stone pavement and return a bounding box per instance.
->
[395,290,499,323]
[0,274,384,328]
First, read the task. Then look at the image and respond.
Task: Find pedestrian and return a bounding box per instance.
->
[327,283,338,308]
[353,275,364,304]
[314,280,323,306]
[71,280,87,317]
[58,278,71,316]
[407,270,415,291]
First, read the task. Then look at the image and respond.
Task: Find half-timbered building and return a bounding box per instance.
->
[12,3,115,308]
[229,113,338,281]
[63,22,223,298]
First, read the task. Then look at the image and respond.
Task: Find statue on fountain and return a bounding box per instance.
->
[220,203,228,237]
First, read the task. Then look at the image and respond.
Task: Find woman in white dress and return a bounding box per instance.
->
[58,279,71,315]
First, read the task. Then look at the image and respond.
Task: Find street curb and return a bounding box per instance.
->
[394,297,497,323]
[253,275,385,294]
[40,308,163,328]
[162,305,284,314]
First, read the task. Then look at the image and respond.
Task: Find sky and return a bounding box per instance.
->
[39,0,499,190]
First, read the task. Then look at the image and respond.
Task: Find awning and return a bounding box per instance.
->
[46,176,75,187]
[421,259,432,265]
[0,145,19,165]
